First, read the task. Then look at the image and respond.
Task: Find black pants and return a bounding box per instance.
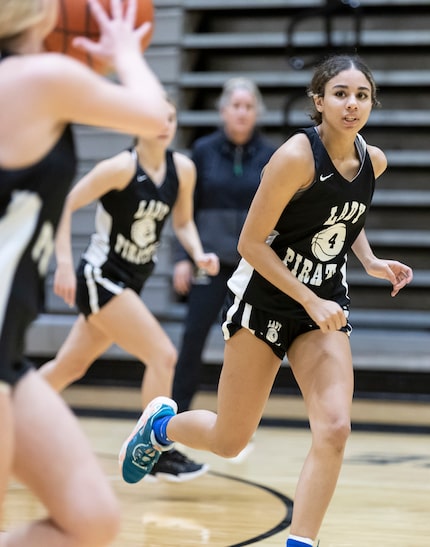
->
[172,264,235,412]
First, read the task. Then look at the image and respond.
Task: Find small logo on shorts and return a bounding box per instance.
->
[266,319,281,343]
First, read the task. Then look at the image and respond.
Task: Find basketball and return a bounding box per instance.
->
[44,0,154,74]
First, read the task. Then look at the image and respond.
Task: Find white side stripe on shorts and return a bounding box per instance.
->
[83,263,123,315]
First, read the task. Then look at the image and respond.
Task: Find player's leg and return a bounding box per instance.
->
[119,328,281,483]
[147,318,275,483]
[39,314,113,392]
[169,327,282,456]
[8,370,120,547]
[89,289,177,407]
[287,329,354,541]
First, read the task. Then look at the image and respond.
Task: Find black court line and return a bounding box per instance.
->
[98,451,294,547]
[208,470,293,546]
[72,406,430,435]
[97,452,293,547]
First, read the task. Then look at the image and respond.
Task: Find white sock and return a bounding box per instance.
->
[287,534,314,546]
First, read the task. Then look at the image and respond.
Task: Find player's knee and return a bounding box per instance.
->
[212,435,249,459]
[63,359,90,383]
[160,341,178,372]
[319,416,351,452]
[53,349,91,383]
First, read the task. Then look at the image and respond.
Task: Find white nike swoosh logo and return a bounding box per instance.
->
[320,173,334,181]
[137,174,148,182]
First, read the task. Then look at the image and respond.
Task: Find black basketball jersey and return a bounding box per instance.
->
[228,126,375,317]
[83,149,180,291]
[0,104,76,378]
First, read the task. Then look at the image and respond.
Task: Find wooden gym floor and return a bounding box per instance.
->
[3,387,430,546]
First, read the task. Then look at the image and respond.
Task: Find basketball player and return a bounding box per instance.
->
[39,99,219,482]
[0,0,171,544]
[119,54,413,546]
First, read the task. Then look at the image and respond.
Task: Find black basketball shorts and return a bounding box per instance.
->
[222,290,351,359]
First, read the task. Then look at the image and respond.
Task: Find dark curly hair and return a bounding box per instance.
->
[307,54,380,124]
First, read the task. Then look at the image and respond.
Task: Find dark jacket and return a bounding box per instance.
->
[175,129,276,266]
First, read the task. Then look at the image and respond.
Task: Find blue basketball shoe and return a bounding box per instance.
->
[119,396,177,484]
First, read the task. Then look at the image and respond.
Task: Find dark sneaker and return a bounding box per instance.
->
[119,396,177,484]
[144,449,209,483]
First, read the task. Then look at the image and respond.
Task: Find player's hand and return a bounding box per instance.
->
[364,257,413,297]
[304,298,347,334]
[73,0,151,66]
[53,263,76,308]
[173,260,193,295]
[195,253,220,277]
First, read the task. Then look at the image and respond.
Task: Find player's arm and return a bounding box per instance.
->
[352,144,412,295]
[367,144,388,179]
[171,153,219,275]
[352,229,413,297]
[238,134,314,301]
[54,151,134,305]
[30,54,168,138]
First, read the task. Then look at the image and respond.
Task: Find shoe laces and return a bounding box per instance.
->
[134,445,159,468]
